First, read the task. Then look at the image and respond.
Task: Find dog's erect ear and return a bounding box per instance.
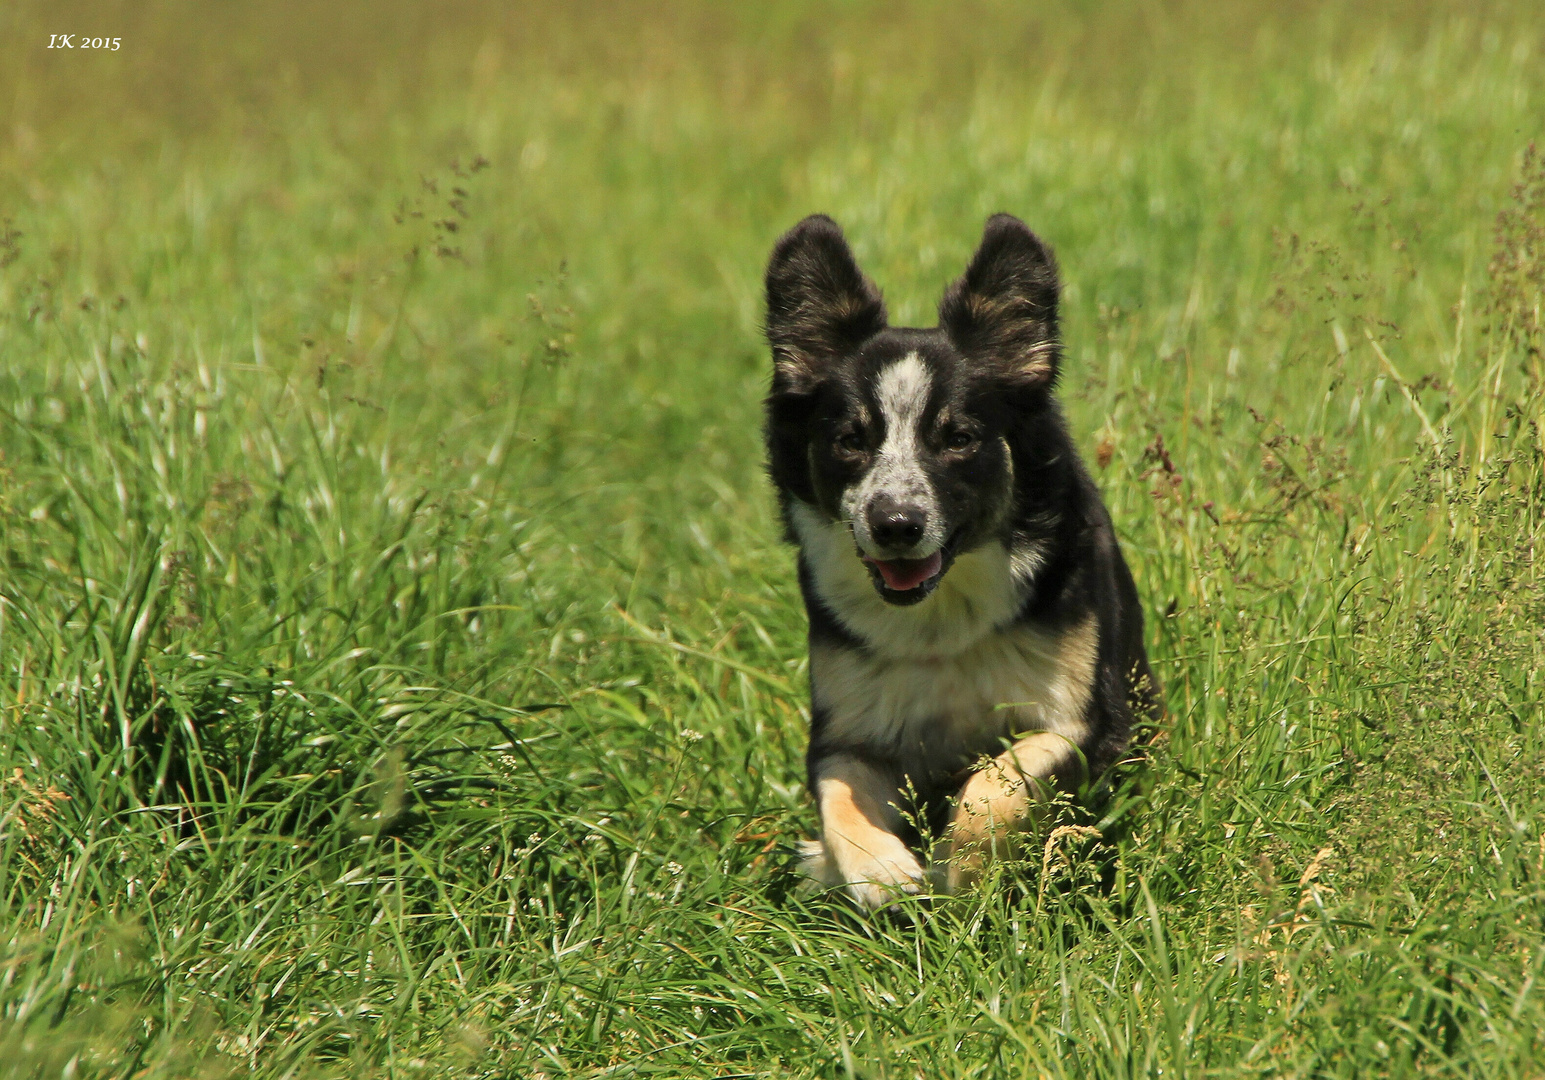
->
[765,215,887,394]
[939,214,1061,388]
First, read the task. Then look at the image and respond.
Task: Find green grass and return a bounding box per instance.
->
[2,1,1544,1075]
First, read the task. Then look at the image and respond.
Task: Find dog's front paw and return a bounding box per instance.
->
[796,838,925,909]
[836,848,927,911]
[794,839,842,890]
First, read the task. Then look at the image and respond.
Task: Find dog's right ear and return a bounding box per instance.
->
[765,215,887,394]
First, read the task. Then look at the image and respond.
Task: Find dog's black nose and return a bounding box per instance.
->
[867,500,926,549]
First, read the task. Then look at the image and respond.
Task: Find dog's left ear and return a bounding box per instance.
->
[939,214,1061,388]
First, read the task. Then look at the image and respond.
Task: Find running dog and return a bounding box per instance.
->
[763,213,1159,909]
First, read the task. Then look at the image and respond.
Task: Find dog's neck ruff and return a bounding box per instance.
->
[791,500,1039,661]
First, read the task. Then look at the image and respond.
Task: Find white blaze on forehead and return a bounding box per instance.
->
[875,353,932,442]
[841,353,944,555]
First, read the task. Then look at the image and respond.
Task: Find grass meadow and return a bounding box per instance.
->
[2,1,1545,1075]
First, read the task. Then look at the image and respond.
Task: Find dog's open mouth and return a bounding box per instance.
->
[860,548,951,605]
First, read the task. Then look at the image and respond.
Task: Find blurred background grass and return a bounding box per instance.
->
[1,1,1544,1076]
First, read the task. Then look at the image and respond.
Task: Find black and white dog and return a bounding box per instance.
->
[764,213,1159,909]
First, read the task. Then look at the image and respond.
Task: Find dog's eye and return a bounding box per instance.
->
[944,429,977,452]
[834,431,867,456]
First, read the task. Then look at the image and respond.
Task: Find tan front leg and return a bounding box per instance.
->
[943,732,1081,892]
[809,754,926,910]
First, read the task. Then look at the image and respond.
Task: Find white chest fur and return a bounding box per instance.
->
[789,499,1042,659]
[809,618,1096,776]
[792,499,1097,776]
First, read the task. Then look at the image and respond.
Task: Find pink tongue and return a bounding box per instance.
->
[867,551,943,592]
